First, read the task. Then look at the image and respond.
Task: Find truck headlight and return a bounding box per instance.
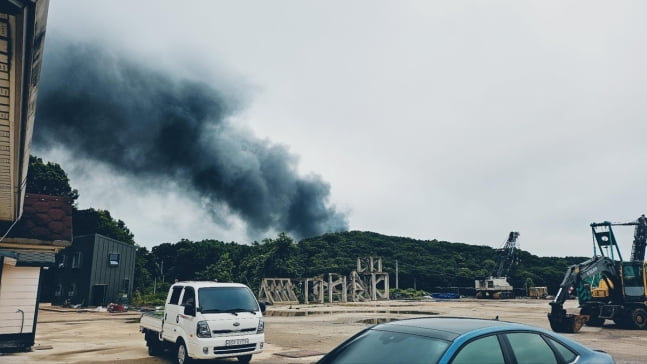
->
[197,320,211,338]
[257,318,265,334]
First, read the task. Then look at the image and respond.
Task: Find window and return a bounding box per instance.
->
[545,336,577,363]
[71,252,82,269]
[181,287,196,306]
[328,329,449,364]
[68,283,77,297]
[54,283,63,297]
[123,279,130,292]
[451,335,504,364]
[169,286,183,304]
[56,254,66,269]
[505,332,558,364]
[108,253,120,266]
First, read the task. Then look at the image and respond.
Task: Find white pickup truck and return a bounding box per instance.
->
[140,281,266,364]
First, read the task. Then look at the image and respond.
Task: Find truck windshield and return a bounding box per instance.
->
[198,287,259,313]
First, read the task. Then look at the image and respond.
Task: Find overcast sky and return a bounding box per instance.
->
[34,1,647,257]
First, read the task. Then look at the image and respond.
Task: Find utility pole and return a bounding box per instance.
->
[395,260,399,289]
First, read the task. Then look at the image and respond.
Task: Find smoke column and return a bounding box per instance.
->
[33,41,348,239]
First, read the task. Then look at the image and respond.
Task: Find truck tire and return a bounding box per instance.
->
[176,341,192,364]
[145,332,163,356]
[237,354,253,363]
[630,308,647,330]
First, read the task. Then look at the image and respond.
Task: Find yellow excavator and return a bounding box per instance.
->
[548,215,647,333]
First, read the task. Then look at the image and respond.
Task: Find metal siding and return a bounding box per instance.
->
[86,234,135,305]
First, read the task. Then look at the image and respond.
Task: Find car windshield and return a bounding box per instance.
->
[328,329,450,364]
[198,287,259,313]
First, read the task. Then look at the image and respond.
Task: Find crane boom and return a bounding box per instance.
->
[495,231,519,277]
[630,215,647,262]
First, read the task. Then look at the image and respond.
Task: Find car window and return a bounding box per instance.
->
[545,336,577,363]
[329,329,449,364]
[451,335,505,364]
[505,332,558,364]
[168,286,183,305]
[198,287,259,312]
[181,287,195,306]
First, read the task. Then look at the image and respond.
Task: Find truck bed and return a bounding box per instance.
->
[139,310,164,333]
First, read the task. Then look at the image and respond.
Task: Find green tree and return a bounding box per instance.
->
[26,155,79,204]
[73,208,136,245]
[196,253,235,282]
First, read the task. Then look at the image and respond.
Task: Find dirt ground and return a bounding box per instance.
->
[1,298,645,364]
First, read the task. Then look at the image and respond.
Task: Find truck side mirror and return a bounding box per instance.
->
[184,303,196,316]
[259,301,266,314]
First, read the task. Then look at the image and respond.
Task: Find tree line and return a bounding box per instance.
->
[132,230,587,302]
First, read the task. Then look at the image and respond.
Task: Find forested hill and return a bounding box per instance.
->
[298,231,588,294]
[135,230,589,298]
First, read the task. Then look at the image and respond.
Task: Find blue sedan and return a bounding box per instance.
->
[316,317,614,364]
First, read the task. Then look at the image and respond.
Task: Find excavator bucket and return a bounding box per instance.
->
[547,312,588,333]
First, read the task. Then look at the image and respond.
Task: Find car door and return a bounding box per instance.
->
[162,285,184,342]
[178,286,197,337]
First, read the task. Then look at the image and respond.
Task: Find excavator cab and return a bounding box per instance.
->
[621,261,646,300]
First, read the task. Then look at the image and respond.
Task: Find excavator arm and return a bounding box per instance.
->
[548,256,618,333]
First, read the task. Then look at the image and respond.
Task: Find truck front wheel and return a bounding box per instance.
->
[176,341,192,364]
[237,354,252,363]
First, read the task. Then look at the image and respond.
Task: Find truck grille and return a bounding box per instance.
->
[212,328,256,335]
[214,343,256,354]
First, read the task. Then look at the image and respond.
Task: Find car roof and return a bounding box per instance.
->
[171,281,249,289]
[371,317,535,341]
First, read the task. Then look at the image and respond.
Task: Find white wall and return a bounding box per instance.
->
[0,264,39,334]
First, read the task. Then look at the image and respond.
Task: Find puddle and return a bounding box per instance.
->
[356,317,401,324]
[265,310,439,317]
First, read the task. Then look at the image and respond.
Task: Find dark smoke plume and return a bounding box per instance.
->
[33,41,348,239]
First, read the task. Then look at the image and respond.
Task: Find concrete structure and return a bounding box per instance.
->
[258,278,299,305]
[266,257,390,305]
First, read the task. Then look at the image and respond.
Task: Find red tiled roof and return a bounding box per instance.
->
[7,193,73,242]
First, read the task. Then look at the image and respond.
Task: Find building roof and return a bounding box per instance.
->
[2,193,72,244]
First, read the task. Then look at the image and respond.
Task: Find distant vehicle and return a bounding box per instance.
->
[528,286,549,299]
[316,317,615,364]
[140,281,266,364]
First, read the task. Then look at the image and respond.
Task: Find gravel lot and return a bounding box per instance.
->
[1,299,645,364]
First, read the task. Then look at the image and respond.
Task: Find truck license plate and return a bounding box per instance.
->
[225,338,249,346]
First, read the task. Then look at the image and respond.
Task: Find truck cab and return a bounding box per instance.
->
[141,281,265,364]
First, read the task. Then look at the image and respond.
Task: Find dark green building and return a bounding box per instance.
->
[44,234,135,307]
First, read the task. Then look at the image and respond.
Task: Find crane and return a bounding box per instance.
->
[475,232,519,299]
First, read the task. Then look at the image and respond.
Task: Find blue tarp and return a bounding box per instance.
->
[431,292,460,299]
